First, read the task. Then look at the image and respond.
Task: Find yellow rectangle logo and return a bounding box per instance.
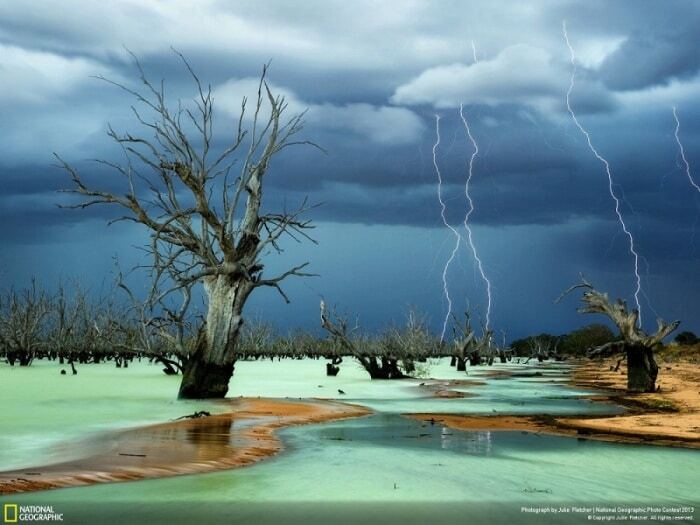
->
[3,504,18,524]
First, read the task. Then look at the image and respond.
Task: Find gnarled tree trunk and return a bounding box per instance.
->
[468,351,481,366]
[178,276,251,399]
[626,344,658,393]
[360,356,405,379]
[559,277,678,394]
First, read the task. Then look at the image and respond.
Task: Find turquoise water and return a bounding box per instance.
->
[0,360,224,470]
[1,358,697,524]
[227,359,618,415]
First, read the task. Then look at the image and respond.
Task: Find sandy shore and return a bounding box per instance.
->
[409,359,700,449]
[0,397,370,495]
[562,359,700,443]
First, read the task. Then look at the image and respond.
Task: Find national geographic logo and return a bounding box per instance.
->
[3,505,63,522]
[3,505,16,524]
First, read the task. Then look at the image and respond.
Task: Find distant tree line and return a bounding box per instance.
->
[7,279,681,384]
[674,331,698,346]
[0,280,570,379]
[0,280,448,378]
[510,324,617,359]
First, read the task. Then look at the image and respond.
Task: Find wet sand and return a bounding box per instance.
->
[563,359,700,443]
[0,397,370,495]
[4,360,698,495]
[408,359,700,449]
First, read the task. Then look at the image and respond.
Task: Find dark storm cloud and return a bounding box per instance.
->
[0,192,117,244]
[1,1,700,335]
[599,27,700,91]
[547,0,700,92]
[1,166,62,196]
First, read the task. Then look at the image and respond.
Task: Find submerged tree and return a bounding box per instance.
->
[58,55,318,398]
[451,313,475,371]
[496,331,512,363]
[558,277,679,393]
[0,280,50,366]
[450,312,497,369]
[319,301,436,379]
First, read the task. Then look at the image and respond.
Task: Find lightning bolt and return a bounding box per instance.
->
[433,115,463,341]
[563,20,643,327]
[672,106,700,193]
[459,103,492,331]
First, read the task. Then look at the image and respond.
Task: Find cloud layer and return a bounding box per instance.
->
[1,0,699,336]
[391,44,616,113]
[214,78,424,145]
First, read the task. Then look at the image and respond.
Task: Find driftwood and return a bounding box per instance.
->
[174,411,211,420]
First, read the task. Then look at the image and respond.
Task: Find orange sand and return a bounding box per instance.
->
[562,360,700,442]
[0,397,370,494]
[408,360,700,449]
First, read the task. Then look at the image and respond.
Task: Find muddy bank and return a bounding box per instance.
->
[407,413,700,448]
[563,359,700,443]
[408,360,700,449]
[0,398,370,495]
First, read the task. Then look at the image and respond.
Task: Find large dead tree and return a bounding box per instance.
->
[58,55,318,398]
[559,277,679,393]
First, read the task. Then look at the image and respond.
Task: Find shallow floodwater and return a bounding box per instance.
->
[228,358,618,415]
[1,358,698,524]
[0,360,224,470]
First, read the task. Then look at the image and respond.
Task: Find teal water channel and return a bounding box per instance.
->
[1,358,697,524]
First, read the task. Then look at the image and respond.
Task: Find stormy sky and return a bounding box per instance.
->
[1,0,699,340]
